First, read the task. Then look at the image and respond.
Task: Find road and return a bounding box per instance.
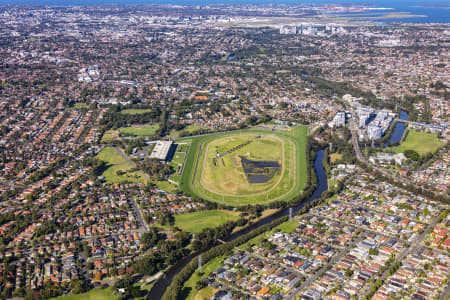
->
[114,147,149,233]
[349,112,411,186]
[244,250,306,278]
[439,279,450,300]
[338,199,428,225]
[349,110,449,203]
[361,215,440,298]
[287,233,365,300]
[309,212,403,242]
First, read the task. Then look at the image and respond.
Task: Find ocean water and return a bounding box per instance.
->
[0,0,449,23]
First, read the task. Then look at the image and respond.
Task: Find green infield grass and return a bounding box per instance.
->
[391,129,445,155]
[174,210,240,234]
[178,126,308,206]
[201,134,283,195]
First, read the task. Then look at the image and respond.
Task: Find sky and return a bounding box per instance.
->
[1,0,449,6]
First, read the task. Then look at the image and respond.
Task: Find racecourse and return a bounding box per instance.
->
[178,126,308,206]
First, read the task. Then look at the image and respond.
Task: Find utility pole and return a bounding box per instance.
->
[289,207,293,221]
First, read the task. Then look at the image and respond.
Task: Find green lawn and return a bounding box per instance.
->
[276,221,299,233]
[174,210,240,234]
[168,143,189,186]
[118,124,159,137]
[120,109,152,115]
[237,219,300,251]
[194,287,215,300]
[178,126,308,206]
[169,152,186,169]
[51,287,117,300]
[95,147,147,184]
[151,180,178,193]
[168,174,181,185]
[95,147,128,165]
[177,143,190,153]
[134,281,156,300]
[184,256,225,300]
[391,129,445,155]
[101,129,119,143]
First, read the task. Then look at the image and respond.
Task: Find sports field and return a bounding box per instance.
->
[391,129,445,155]
[179,126,308,206]
[120,108,152,115]
[174,210,240,233]
[118,124,159,136]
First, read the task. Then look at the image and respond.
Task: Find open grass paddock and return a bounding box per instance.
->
[95,147,147,184]
[51,287,117,300]
[184,256,225,300]
[178,126,308,206]
[391,129,445,155]
[174,210,240,234]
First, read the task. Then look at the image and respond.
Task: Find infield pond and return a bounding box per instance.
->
[241,156,280,184]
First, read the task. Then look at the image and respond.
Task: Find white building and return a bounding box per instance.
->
[367,125,383,140]
[369,152,407,165]
[280,25,297,35]
[330,112,346,128]
[149,141,173,161]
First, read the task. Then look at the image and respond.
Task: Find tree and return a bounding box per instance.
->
[141,227,162,250]
[155,211,175,226]
[138,158,173,180]
[70,279,88,294]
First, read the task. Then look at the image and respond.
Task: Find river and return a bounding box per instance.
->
[147,149,328,299]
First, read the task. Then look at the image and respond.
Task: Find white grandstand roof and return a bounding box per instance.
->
[150,140,172,160]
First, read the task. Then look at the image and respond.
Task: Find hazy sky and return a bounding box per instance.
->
[1,0,449,5]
